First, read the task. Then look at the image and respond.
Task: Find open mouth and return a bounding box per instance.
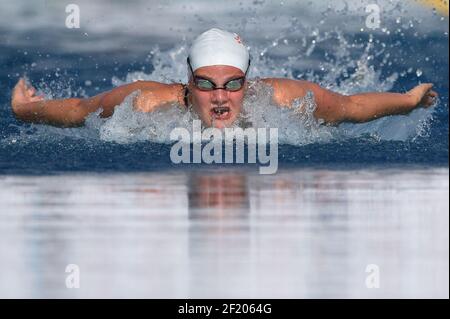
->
[210,106,232,120]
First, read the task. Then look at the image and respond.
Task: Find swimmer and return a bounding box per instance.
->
[11,28,438,129]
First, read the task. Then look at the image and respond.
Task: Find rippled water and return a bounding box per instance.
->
[0,0,448,172]
[0,168,448,298]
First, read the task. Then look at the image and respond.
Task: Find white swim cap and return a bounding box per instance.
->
[188,28,250,73]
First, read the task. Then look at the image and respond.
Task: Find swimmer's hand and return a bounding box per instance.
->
[406,83,438,109]
[11,78,45,111]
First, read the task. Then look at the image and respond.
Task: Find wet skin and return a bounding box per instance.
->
[186,65,246,129]
[11,67,438,127]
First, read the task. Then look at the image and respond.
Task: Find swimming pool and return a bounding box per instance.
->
[0,0,448,298]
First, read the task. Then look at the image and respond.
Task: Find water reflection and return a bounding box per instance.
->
[188,171,250,212]
[186,171,251,298]
[0,168,448,298]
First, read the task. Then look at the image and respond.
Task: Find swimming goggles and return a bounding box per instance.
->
[187,57,250,92]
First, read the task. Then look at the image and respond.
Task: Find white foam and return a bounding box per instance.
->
[3,7,438,146]
[92,33,435,145]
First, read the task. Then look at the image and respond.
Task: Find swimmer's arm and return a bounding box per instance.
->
[327,84,437,123]
[12,82,106,127]
[263,78,438,124]
[11,78,182,127]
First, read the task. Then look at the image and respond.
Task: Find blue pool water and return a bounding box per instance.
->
[0,0,448,174]
[0,0,448,298]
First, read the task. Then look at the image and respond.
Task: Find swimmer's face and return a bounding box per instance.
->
[188,65,246,129]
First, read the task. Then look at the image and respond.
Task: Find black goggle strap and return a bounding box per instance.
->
[187,57,251,79]
[244,58,251,76]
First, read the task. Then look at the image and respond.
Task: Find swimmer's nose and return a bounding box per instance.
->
[211,88,229,105]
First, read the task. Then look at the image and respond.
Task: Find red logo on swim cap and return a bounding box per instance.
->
[234,34,243,45]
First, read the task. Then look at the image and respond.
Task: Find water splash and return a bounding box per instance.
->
[95,29,436,145]
[98,92,197,144]
[4,28,437,146]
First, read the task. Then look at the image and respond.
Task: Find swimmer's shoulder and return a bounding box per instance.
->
[132,81,185,112]
[256,77,319,107]
[259,77,314,89]
[130,80,183,92]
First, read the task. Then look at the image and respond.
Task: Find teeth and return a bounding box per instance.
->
[212,107,230,115]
